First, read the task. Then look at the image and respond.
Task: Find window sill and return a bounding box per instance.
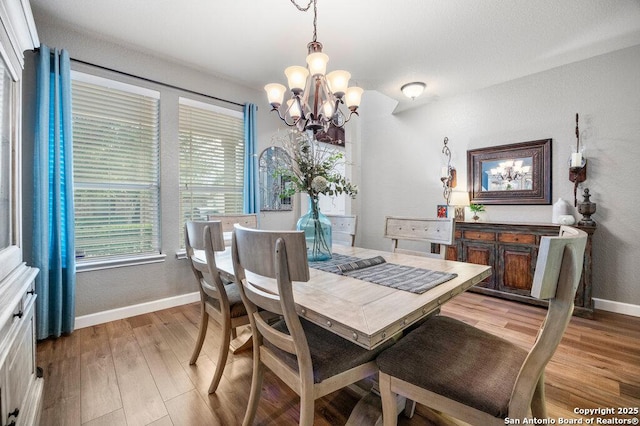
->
[76,253,167,273]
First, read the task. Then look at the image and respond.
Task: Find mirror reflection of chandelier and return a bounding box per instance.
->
[488,160,532,190]
[264,0,363,134]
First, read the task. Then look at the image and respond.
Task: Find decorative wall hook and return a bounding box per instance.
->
[440,137,457,205]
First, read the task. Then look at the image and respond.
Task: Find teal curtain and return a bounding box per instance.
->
[33,45,76,339]
[243,103,259,214]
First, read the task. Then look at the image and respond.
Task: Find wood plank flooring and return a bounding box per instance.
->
[37,293,640,425]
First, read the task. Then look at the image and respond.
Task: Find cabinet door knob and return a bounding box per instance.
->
[13,310,23,319]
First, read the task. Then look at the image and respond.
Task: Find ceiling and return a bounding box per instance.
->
[30,0,640,113]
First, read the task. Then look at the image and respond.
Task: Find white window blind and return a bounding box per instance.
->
[72,72,160,260]
[179,98,244,247]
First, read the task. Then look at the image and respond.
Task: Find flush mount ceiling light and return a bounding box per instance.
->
[264,0,363,134]
[401,82,426,100]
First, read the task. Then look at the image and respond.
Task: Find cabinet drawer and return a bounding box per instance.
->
[463,230,495,241]
[498,232,536,244]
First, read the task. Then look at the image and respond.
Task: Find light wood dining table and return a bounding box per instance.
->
[201,243,491,423]
[209,244,492,350]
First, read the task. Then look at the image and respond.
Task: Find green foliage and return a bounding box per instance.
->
[470,203,486,213]
[274,130,358,200]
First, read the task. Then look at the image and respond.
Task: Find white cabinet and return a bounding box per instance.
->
[0,0,41,425]
[0,265,41,426]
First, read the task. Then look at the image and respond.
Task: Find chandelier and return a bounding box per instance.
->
[489,160,531,182]
[264,0,363,134]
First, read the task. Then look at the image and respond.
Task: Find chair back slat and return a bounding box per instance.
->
[326,214,357,246]
[384,216,455,258]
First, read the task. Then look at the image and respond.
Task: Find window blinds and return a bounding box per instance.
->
[72,74,160,259]
[179,98,244,247]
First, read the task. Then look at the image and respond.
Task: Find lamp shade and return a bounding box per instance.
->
[306,52,329,76]
[286,99,301,120]
[326,70,350,97]
[401,82,426,99]
[285,66,309,93]
[450,191,470,206]
[264,83,286,107]
[345,86,364,108]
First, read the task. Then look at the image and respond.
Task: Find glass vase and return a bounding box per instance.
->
[297,196,332,261]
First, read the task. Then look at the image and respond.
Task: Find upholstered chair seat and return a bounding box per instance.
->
[201,280,247,319]
[267,317,393,384]
[377,315,527,418]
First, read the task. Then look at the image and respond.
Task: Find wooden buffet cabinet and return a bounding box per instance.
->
[444,221,596,317]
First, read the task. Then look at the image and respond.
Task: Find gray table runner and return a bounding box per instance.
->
[309,253,457,294]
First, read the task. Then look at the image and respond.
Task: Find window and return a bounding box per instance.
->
[179,98,244,247]
[71,72,160,262]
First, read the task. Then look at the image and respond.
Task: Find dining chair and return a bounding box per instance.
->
[184,221,251,394]
[384,216,454,258]
[376,226,588,425]
[231,224,393,426]
[326,214,358,246]
[207,213,258,238]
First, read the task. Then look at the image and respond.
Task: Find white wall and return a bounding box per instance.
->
[22,17,300,317]
[357,44,640,306]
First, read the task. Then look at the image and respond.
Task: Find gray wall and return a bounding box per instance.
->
[22,18,299,316]
[357,44,640,306]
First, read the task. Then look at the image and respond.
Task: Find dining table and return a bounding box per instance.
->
[200,242,492,423]
[208,243,491,350]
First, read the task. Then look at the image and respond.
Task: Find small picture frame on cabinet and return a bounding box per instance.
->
[437,205,448,218]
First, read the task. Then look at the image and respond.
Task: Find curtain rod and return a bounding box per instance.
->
[71,58,246,108]
[34,48,246,108]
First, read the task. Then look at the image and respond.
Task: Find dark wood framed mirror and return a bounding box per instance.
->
[467,139,552,205]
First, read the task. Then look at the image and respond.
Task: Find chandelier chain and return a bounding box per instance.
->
[289,0,318,42]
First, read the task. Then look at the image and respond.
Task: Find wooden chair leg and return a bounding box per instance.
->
[208,319,232,394]
[189,303,208,365]
[242,352,264,426]
[531,373,547,418]
[299,381,315,426]
[379,372,399,426]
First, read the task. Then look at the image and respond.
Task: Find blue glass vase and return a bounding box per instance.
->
[297,197,332,261]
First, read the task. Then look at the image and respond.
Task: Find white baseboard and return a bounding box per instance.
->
[74,292,200,329]
[74,293,638,330]
[593,298,640,318]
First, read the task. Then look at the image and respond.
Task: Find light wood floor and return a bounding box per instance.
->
[37,292,640,425]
